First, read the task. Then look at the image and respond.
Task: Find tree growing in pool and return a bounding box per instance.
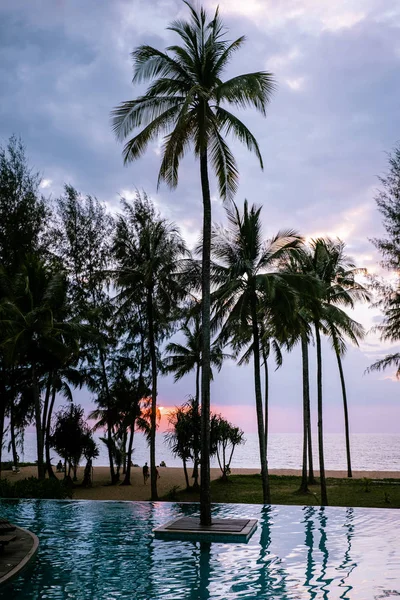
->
[111,1,274,525]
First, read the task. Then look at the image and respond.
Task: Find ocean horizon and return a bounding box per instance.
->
[3,431,400,472]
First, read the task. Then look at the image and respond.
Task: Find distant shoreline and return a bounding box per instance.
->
[3,466,400,502]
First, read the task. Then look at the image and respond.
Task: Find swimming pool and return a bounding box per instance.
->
[0,500,399,599]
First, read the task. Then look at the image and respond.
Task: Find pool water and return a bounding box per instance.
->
[0,500,399,599]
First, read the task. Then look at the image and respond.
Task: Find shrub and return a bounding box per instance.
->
[0,477,72,499]
[0,462,13,471]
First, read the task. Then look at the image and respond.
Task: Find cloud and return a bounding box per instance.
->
[40,178,52,189]
[1,0,400,431]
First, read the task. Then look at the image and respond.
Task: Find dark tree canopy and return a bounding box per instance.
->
[0,136,48,272]
[372,145,400,270]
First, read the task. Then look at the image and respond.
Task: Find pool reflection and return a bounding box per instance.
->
[0,500,398,600]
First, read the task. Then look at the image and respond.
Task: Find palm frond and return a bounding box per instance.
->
[215,72,276,115]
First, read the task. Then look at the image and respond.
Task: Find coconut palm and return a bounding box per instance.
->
[211,200,305,503]
[113,193,188,500]
[310,238,369,479]
[111,2,274,524]
[294,240,367,504]
[280,252,320,491]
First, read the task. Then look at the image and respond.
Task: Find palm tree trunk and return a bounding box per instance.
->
[251,294,270,504]
[183,458,190,490]
[122,429,127,474]
[100,349,117,484]
[32,364,45,480]
[195,361,200,406]
[300,333,309,493]
[192,362,200,488]
[42,373,52,475]
[45,385,57,478]
[335,347,352,478]
[262,350,269,456]
[9,403,18,468]
[123,329,145,486]
[304,339,316,485]
[147,288,158,501]
[315,322,328,505]
[199,148,212,526]
[307,398,316,485]
[0,392,5,479]
[0,363,6,479]
[121,426,135,486]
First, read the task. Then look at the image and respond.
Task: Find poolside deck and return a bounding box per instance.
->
[0,525,39,587]
[154,516,258,543]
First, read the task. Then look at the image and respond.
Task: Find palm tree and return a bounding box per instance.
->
[113,193,188,500]
[111,2,274,524]
[211,200,304,503]
[0,259,82,479]
[165,313,226,406]
[280,252,320,491]
[229,320,283,458]
[45,363,86,478]
[310,238,368,479]
[164,312,228,486]
[294,240,367,504]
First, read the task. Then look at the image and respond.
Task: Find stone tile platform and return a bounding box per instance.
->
[154,517,258,543]
[0,526,39,586]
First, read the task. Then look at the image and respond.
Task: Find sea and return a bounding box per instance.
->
[3,431,400,472]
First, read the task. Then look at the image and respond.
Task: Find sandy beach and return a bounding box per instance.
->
[2,466,400,501]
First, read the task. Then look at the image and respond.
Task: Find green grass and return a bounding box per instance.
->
[163,474,400,508]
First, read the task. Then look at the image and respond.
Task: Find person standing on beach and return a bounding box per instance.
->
[143,462,149,484]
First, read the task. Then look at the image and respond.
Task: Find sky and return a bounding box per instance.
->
[0,0,399,434]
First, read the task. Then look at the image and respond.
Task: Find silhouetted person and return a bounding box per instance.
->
[143,462,149,484]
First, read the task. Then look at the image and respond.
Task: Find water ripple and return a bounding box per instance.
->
[0,501,399,599]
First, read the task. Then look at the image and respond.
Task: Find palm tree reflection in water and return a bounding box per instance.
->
[317,507,332,599]
[338,508,356,599]
[303,506,318,599]
[154,505,362,599]
[256,506,290,598]
[189,542,211,600]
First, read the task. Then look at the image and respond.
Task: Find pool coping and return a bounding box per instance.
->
[0,526,39,587]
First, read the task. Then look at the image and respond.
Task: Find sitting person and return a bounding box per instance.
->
[159,460,166,467]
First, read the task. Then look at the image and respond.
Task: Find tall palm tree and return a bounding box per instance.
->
[310,238,368,479]
[113,193,188,500]
[280,252,320,490]
[111,2,274,524]
[211,200,304,503]
[294,240,366,504]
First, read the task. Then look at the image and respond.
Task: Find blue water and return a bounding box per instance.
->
[0,500,399,599]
